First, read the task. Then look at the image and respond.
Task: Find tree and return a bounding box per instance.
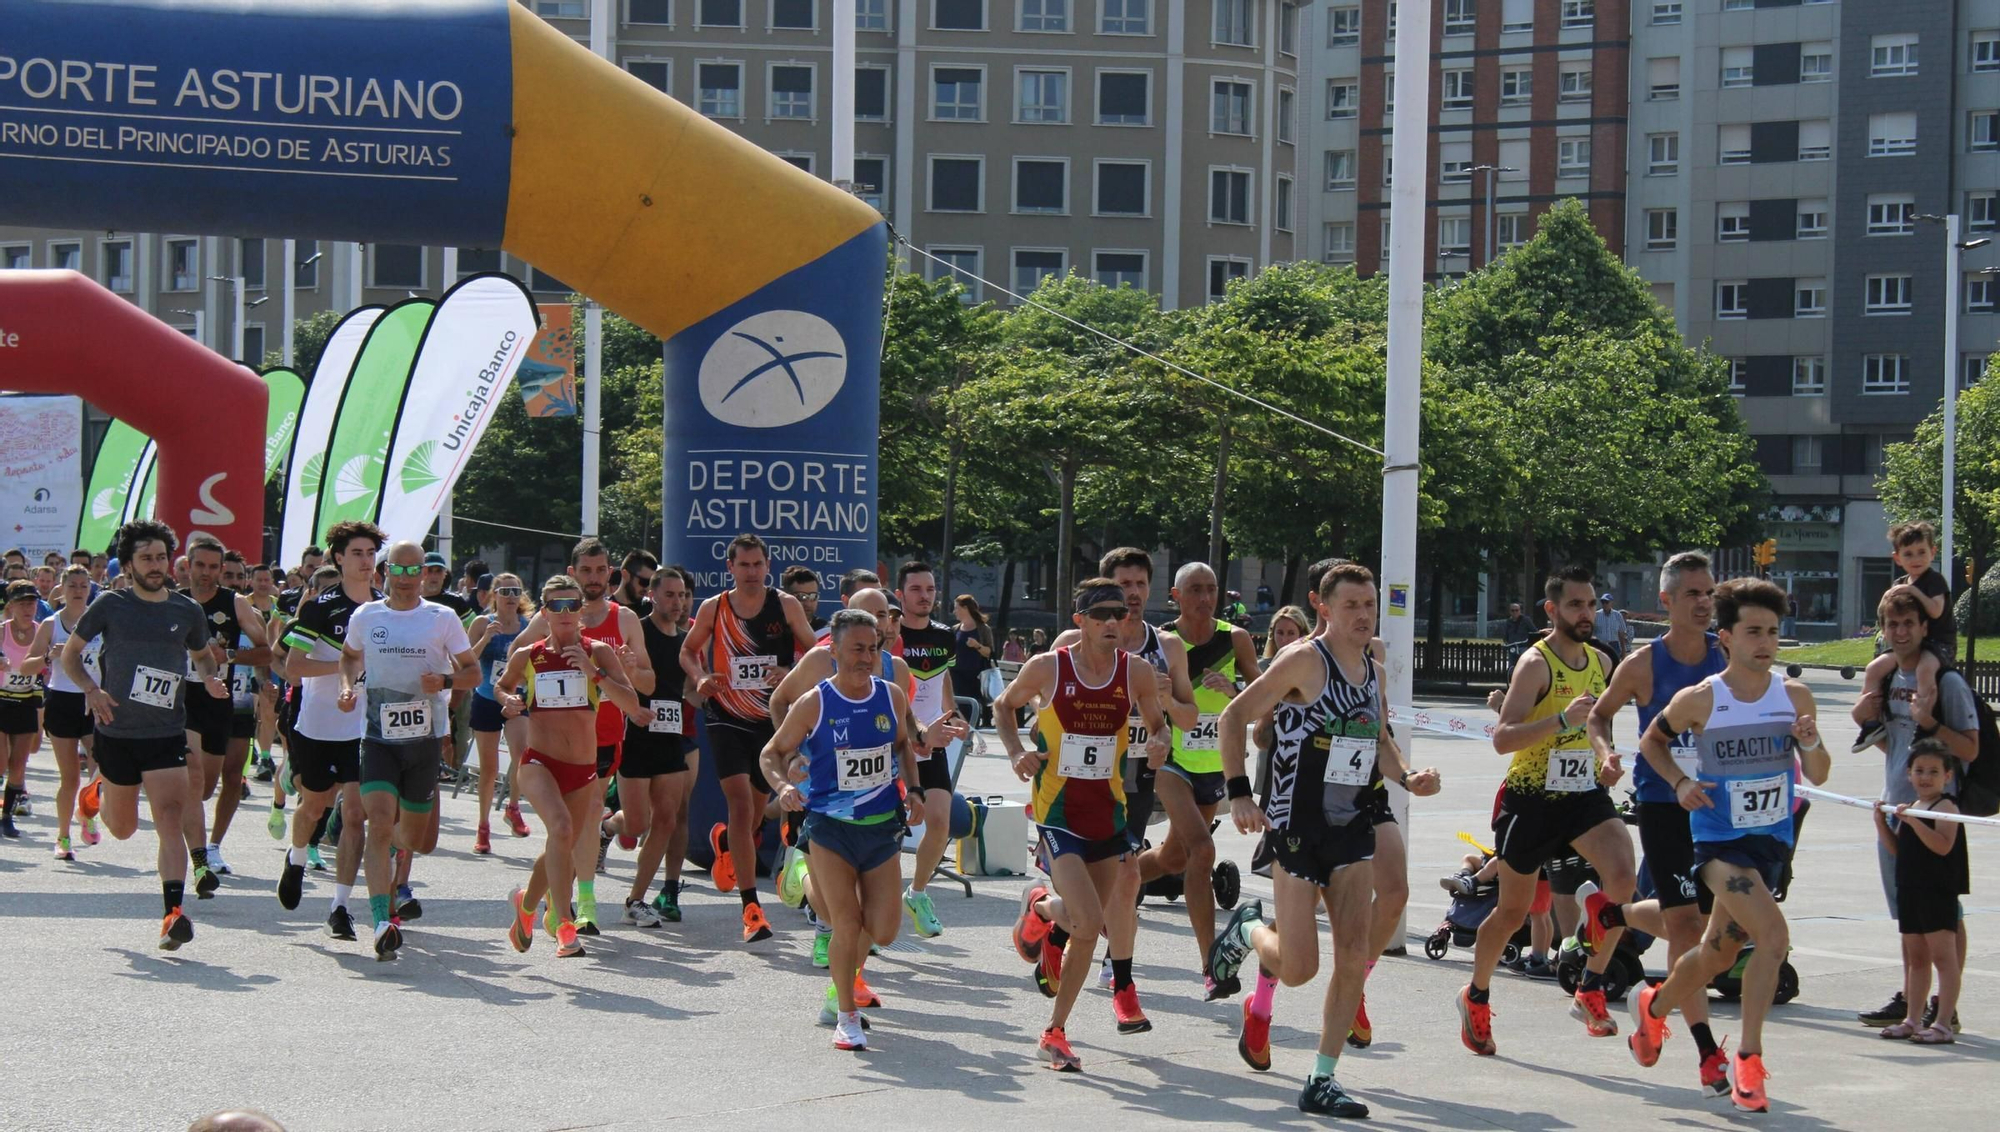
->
[263,308,349,377]
[1882,372,2000,579]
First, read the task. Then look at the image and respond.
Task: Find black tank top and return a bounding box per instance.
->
[1897,812,1971,895]
[194,587,240,654]
[625,615,689,753]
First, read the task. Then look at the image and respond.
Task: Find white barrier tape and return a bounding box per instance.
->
[1796,785,2000,829]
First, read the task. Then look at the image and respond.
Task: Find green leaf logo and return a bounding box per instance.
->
[334,455,378,506]
[299,451,325,499]
[400,441,442,493]
[91,487,119,520]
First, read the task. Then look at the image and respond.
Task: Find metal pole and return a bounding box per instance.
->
[439,247,459,564]
[832,0,856,187]
[281,238,296,366]
[1379,0,1432,953]
[1484,166,1496,265]
[231,277,245,361]
[583,303,603,537]
[1944,214,1961,577]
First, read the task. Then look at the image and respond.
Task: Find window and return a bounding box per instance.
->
[370,244,424,289]
[1383,71,1395,114]
[1871,33,1918,77]
[1969,275,1998,314]
[1211,80,1253,134]
[1327,79,1358,119]
[1383,152,1393,187]
[781,155,813,175]
[697,62,741,118]
[536,1,584,15]
[1441,141,1472,183]
[1648,57,1679,101]
[630,1,672,25]
[925,247,983,304]
[49,242,79,271]
[1976,31,2000,73]
[1727,360,1747,394]
[1973,111,2000,154]
[1557,137,1590,177]
[1864,354,1910,395]
[1214,0,1253,46]
[1094,160,1148,215]
[1443,70,1473,111]
[1645,209,1677,251]
[1277,88,1295,143]
[1793,357,1826,396]
[238,237,264,289]
[1559,63,1592,102]
[1560,0,1592,31]
[1209,168,1252,225]
[696,0,741,26]
[1723,0,1752,10]
[1325,150,1356,190]
[1207,258,1250,302]
[1012,158,1067,214]
[1097,71,1149,125]
[852,156,888,213]
[1094,251,1146,290]
[1797,200,1828,239]
[1652,2,1681,25]
[1017,69,1069,124]
[1971,191,1999,233]
[1870,112,1917,156]
[932,0,983,30]
[165,238,198,290]
[1280,2,1298,54]
[1276,176,1294,231]
[294,241,319,288]
[1443,0,1475,36]
[627,61,669,93]
[1101,0,1148,34]
[1868,193,1915,235]
[1720,124,1751,164]
[1967,355,1992,389]
[1798,119,1831,161]
[102,240,133,292]
[1716,281,1747,319]
[1717,202,1749,241]
[1012,249,1066,297]
[772,0,814,29]
[857,0,889,30]
[1501,68,1532,104]
[241,323,266,365]
[1791,435,1822,472]
[932,67,983,120]
[1018,0,1067,32]
[1721,47,1753,88]
[1647,132,1679,175]
[1502,0,1531,33]
[1801,42,1833,82]
[1866,274,1912,314]
[770,65,814,120]
[929,156,983,212]
[455,248,501,281]
[855,67,889,120]
[1438,216,1472,257]
[1794,278,1827,317]
[1498,212,1529,248]
[1500,140,1529,178]
[1,245,28,271]
[1328,6,1359,46]
[1323,223,1355,262]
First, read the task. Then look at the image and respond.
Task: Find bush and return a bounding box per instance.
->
[1952,563,2000,635]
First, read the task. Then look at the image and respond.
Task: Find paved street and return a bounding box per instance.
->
[4,671,1993,1131]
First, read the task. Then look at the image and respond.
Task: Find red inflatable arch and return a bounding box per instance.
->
[0,271,267,554]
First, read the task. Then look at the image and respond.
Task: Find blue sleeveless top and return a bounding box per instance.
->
[802,675,901,822]
[1635,632,1727,804]
[1690,672,1798,847]
[474,623,524,701]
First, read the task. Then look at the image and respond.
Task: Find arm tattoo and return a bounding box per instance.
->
[1724,875,1754,894]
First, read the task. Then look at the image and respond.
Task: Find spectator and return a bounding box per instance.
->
[1501,602,1537,652]
[951,594,995,725]
[1593,593,1630,663]
[1001,630,1027,663]
[1783,594,1799,640]
[460,557,491,612]
[1875,739,1969,1044]
[1261,604,1311,661]
[1255,582,1274,612]
[1028,627,1048,655]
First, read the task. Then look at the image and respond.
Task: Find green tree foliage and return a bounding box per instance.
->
[1882,371,2000,574]
[876,263,1001,557]
[262,308,349,377]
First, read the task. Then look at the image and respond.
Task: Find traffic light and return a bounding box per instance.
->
[1753,539,1778,568]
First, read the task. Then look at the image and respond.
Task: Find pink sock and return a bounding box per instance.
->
[1250,969,1278,1019]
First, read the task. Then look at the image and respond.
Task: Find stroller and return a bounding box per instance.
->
[1424,872,1499,960]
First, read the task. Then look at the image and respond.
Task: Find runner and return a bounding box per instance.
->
[680,533,817,942]
[61,519,227,949]
[1619,578,1829,1113]
[33,567,100,857]
[494,574,641,957]
[1583,551,1730,1093]
[895,560,964,938]
[996,577,1170,1072]
[1210,562,1442,1117]
[1457,566,1639,1055]
[0,581,46,840]
[783,566,826,632]
[181,537,271,878]
[763,607,923,1050]
[274,522,384,944]
[1148,561,1261,997]
[466,573,533,853]
[338,541,479,960]
[612,567,697,926]
[247,562,282,785]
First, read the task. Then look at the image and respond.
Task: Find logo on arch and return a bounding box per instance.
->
[697,310,847,429]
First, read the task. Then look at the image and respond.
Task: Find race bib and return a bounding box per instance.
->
[1183,713,1222,751]
[130,664,182,709]
[911,676,946,725]
[1669,740,1701,782]
[1322,735,1374,786]
[1728,773,1789,830]
[730,654,776,691]
[1126,715,1150,757]
[3,669,38,693]
[1057,732,1116,781]
[1543,748,1597,793]
[230,666,259,707]
[490,660,510,689]
[836,742,894,792]
[648,699,683,735]
[81,642,101,682]
[379,699,432,741]
[534,669,588,709]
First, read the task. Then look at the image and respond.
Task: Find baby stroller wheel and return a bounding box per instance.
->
[1501,941,1521,967]
[1212,860,1241,910]
[1425,927,1451,960]
[1775,961,1800,1005]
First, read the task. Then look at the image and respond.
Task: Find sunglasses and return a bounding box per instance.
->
[384,563,423,576]
[495,586,524,597]
[1083,606,1129,622]
[634,573,656,586]
[544,597,582,612]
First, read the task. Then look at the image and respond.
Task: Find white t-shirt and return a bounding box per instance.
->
[346,600,471,745]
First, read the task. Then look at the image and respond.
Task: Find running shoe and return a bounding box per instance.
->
[817,984,872,1030]
[653,886,683,923]
[742,902,773,943]
[0,810,18,839]
[473,824,492,855]
[1850,719,1887,753]
[206,846,232,876]
[625,899,663,928]
[853,974,882,1009]
[507,888,533,954]
[599,824,614,865]
[1207,900,1264,987]
[1347,993,1372,1049]
[1576,880,1609,949]
[555,920,585,958]
[812,927,832,968]
[1572,987,1618,1037]
[13,790,31,816]
[1520,954,1559,980]
[159,907,194,951]
[1205,974,1243,1002]
[77,777,101,819]
[1112,983,1151,1034]
[1039,1026,1082,1072]
[79,816,100,846]
[1238,1000,1273,1071]
[1627,983,1669,1067]
[504,802,530,838]
[1921,996,1962,1034]
[278,856,306,910]
[778,848,810,908]
[833,1012,868,1052]
[1857,992,1907,1026]
[1098,957,1116,989]
[52,837,73,861]
[397,885,423,922]
[373,921,403,962]
[1699,1039,1731,1098]
[193,865,220,900]
[904,886,943,938]
[710,823,737,893]
[1439,870,1478,898]
[1012,884,1051,962]
[266,805,287,840]
[1730,1052,1769,1114]
[325,905,356,941]
[1299,1076,1369,1119]
[1457,986,1496,1056]
[1034,940,1064,999]
[576,916,599,937]
[306,845,326,871]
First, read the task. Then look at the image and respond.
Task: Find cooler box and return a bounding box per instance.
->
[955,795,1030,877]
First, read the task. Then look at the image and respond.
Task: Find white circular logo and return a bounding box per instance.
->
[697,310,847,429]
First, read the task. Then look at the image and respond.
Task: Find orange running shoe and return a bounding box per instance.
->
[1012,884,1051,962]
[507,888,533,954]
[1238,1000,1273,1071]
[1572,987,1618,1037]
[1111,983,1151,1034]
[1347,992,1372,1049]
[853,974,882,1008]
[742,901,773,943]
[1627,983,1670,1067]
[1034,940,1064,999]
[78,777,102,820]
[158,907,194,951]
[710,823,737,893]
[555,920,584,958]
[1039,1026,1082,1072]
[1699,1038,1731,1098]
[473,824,492,856]
[504,802,530,838]
[1730,1052,1769,1113]
[1458,986,1496,1055]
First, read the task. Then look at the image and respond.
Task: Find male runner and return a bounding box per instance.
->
[339,541,479,959]
[896,560,964,937]
[680,533,817,942]
[1458,566,1639,1054]
[1211,562,1440,1117]
[615,549,659,615]
[274,522,384,942]
[1619,578,1829,1113]
[997,578,1169,1072]
[63,520,228,948]
[1584,550,1730,1092]
[614,567,697,926]
[182,537,270,878]
[783,566,826,631]
[1148,561,1260,996]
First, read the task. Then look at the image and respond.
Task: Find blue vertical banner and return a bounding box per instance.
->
[662,227,886,597]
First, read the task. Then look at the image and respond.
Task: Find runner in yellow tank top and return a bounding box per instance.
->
[1505,637,1608,795]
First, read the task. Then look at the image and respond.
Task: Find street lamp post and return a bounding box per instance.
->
[1466,165,1517,266]
[285,248,324,368]
[1918,213,1994,578]
[210,275,270,362]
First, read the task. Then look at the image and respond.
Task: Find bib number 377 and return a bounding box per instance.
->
[1728,773,1788,829]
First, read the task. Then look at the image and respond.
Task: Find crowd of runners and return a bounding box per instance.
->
[1,518,1977,1120]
